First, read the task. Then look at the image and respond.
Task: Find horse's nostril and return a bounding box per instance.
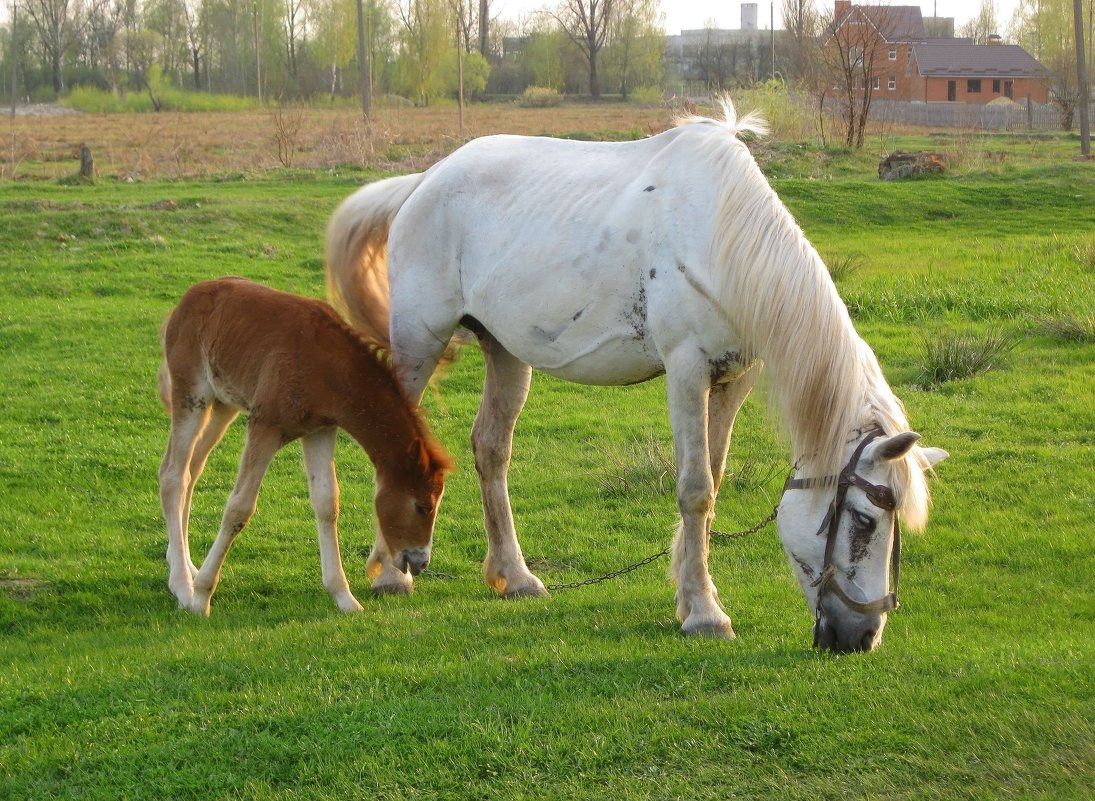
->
[860,629,877,651]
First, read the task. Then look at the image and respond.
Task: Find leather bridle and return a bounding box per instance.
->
[784,429,901,621]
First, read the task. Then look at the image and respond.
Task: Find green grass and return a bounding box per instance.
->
[1,155,1093,799]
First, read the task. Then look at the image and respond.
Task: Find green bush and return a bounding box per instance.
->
[517,86,563,108]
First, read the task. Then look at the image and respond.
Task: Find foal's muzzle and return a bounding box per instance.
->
[396,547,431,576]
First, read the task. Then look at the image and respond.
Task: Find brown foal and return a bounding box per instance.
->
[158,277,452,616]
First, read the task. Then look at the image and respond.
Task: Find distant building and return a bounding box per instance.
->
[664,4,792,90]
[823,2,1050,104]
[908,40,1052,103]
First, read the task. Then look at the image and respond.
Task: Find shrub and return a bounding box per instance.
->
[517,86,563,108]
[630,86,664,105]
[1033,313,1095,343]
[826,251,865,283]
[916,326,1021,387]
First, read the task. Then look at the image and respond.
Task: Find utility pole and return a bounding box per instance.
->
[355,0,371,124]
[253,0,262,103]
[10,0,17,118]
[1075,0,1091,155]
[770,2,776,80]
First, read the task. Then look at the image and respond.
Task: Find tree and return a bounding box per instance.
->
[958,0,1001,43]
[24,0,81,92]
[181,0,203,88]
[393,0,450,104]
[1011,0,1093,129]
[604,0,662,99]
[556,0,612,98]
[526,24,566,90]
[781,0,819,82]
[819,3,895,147]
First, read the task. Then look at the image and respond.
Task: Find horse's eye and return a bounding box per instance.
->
[414,502,431,517]
[852,510,876,530]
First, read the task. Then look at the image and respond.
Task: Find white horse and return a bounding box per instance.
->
[326,100,948,651]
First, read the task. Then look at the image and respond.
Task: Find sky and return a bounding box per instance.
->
[491,0,1023,36]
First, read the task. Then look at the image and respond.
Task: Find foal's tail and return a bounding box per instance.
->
[157,309,175,415]
[325,172,427,352]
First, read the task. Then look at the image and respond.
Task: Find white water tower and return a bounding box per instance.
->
[741,2,758,30]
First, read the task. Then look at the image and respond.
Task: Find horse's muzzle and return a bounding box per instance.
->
[813,617,881,653]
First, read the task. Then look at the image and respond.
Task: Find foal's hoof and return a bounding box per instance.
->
[681,617,737,640]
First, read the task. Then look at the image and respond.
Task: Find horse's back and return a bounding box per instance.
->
[385,125,743,385]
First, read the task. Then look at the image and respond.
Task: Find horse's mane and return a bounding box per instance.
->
[681,99,931,528]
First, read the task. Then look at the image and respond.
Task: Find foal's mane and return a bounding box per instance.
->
[680,99,931,528]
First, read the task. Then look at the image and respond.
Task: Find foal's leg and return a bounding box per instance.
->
[188,421,282,617]
[301,428,363,613]
[181,402,239,578]
[362,317,451,595]
[666,354,734,638]
[474,335,546,598]
[161,398,213,608]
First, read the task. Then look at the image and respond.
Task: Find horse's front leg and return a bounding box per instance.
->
[708,364,760,500]
[666,359,734,638]
[474,335,546,598]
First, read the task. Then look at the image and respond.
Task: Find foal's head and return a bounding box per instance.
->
[373,437,453,576]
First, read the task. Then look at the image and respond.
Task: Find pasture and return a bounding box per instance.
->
[1,105,1093,799]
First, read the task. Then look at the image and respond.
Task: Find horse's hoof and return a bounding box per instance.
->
[371,581,413,597]
[681,617,736,639]
[501,583,550,600]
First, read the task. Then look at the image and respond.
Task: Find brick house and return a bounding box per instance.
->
[824,2,1051,104]
[907,40,1052,103]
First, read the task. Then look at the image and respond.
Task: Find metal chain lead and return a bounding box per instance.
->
[545,503,779,592]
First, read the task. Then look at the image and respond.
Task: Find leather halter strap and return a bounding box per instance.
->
[785,429,901,616]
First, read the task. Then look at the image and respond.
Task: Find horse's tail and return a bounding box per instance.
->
[325,172,427,352]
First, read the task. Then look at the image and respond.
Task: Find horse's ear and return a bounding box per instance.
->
[874,431,921,462]
[919,446,949,468]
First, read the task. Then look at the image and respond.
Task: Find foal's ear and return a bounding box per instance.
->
[409,437,455,475]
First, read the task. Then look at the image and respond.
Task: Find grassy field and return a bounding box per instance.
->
[1,106,1093,799]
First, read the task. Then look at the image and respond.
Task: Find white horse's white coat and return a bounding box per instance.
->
[326,100,947,647]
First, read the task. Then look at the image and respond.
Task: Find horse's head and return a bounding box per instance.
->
[777,429,948,652]
[373,437,454,577]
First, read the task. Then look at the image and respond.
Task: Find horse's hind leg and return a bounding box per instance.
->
[301,428,363,613]
[474,334,546,599]
[666,355,735,639]
[188,421,281,616]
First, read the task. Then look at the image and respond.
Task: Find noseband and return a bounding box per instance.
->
[785,429,901,618]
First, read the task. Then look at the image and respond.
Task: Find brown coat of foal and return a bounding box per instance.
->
[158,277,452,616]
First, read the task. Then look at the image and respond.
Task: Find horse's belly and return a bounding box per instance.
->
[474,302,664,386]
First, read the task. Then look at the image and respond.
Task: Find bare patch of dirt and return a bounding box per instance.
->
[0,577,47,600]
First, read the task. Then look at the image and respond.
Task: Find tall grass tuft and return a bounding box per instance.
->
[826,251,864,283]
[595,432,676,497]
[1033,312,1095,343]
[916,326,1022,387]
[1071,240,1095,272]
